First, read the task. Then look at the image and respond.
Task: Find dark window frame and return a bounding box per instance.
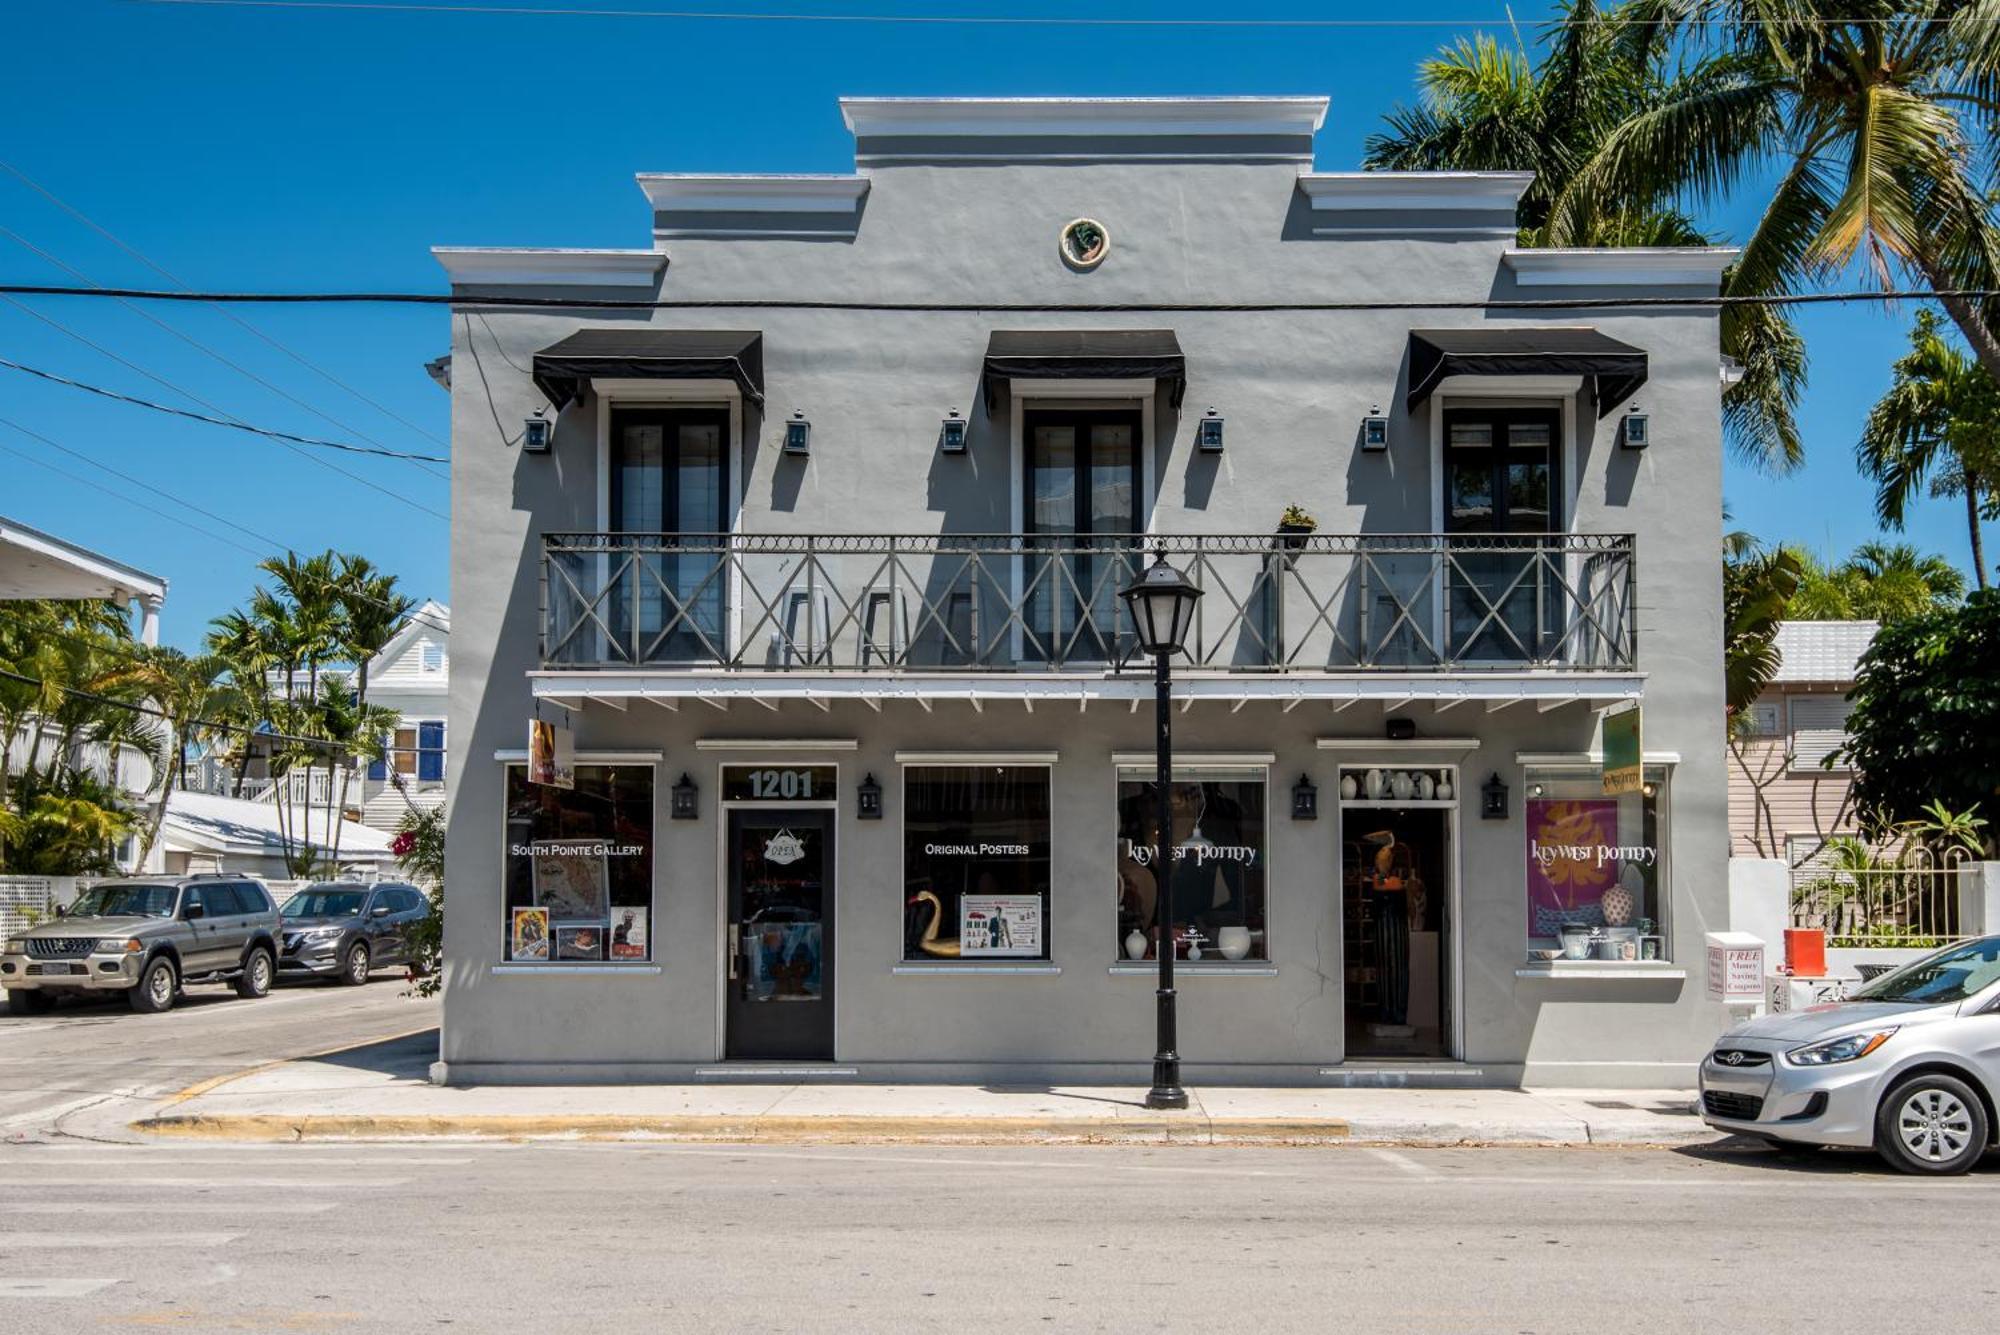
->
[1021,406,1144,540]
[608,405,732,537]
[1441,405,1564,535]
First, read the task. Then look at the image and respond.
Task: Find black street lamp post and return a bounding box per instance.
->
[1120,551,1204,1111]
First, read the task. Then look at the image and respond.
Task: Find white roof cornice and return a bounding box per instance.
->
[1503,247,1740,288]
[636,173,870,214]
[1300,171,1533,212]
[0,514,166,605]
[431,247,667,289]
[839,96,1328,140]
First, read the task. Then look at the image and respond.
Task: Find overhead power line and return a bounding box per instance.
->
[4,281,2000,312]
[0,356,450,463]
[130,0,2000,30]
[0,663,351,754]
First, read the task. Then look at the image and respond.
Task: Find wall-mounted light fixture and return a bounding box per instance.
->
[1481,772,1509,821]
[522,407,556,454]
[857,772,883,820]
[783,410,812,456]
[1291,774,1318,821]
[671,772,699,821]
[1197,406,1225,453]
[1361,405,1389,452]
[1619,403,1649,450]
[939,408,968,455]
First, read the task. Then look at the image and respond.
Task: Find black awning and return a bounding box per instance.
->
[1407,328,1647,419]
[532,330,764,408]
[982,330,1187,410]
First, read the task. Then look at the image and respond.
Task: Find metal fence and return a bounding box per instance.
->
[1789,846,1973,948]
[541,532,1638,674]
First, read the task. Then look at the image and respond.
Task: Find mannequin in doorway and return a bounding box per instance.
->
[1362,830,1414,1032]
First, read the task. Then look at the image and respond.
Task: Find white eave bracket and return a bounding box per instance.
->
[431,247,667,290]
[1502,247,1740,289]
[1299,172,1531,238]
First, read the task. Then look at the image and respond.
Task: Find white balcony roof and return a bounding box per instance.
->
[0,514,166,605]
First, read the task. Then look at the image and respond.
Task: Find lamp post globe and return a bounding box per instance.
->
[1120,551,1203,1112]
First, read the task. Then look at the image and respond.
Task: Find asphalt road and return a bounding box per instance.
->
[0,1135,1994,1332]
[0,976,437,1137]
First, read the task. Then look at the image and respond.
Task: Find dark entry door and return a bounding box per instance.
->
[1442,406,1561,662]
[726,809,835,1060]
[609,405,729,663]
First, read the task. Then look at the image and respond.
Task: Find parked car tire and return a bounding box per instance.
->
[1874,1073,1991,1176]
[339,942,370,987]
[7,989,57,1016]
[233,946,275,999]
[129,957,178,1014]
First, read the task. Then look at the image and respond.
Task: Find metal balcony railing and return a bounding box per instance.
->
[540,532,1638,674]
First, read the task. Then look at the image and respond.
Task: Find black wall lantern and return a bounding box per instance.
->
[857,772,883,820]
[1480,772,1509,821]
[671,772,699,821]
[1619,403,1650,450]
[783,410,812,456]
[1197,406,1225,453]
[1361,404,1389,452]
[522,407,555,454]
[1291,774,1319,821]
[939,408,968,455]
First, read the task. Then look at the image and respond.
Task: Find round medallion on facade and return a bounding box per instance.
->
[1059,217,1110,270]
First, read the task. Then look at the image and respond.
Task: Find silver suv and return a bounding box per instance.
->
[1,875,282,1016]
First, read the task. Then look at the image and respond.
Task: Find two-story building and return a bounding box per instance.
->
[436,97,1733,1088]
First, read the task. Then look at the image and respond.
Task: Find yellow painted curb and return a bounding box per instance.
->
[163,1026,438,1106]
[129,1112,1353,1146]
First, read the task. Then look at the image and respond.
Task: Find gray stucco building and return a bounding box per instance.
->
[436,97,1735,1088]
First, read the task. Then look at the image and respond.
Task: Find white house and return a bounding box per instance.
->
[357,599,450,832]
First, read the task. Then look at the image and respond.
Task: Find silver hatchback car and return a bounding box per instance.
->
[1699,934,2000,1174]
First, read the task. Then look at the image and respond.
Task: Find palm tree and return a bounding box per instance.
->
[1858,308,1999,588]
[327,557,414,865]
[113,647,242,867]
[1789,541,1966,619]
[1365,0,1807,469]
[1550,0,2000,391]
[1724,544,1804,720]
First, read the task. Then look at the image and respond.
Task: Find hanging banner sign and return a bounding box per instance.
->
[528,717,575,789]
[763,829,807,866]
[1602,706,1642,796]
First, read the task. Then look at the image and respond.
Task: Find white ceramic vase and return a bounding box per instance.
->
[1216,927,1252,961]
[1415,773,1435,800]
[1338,774,1358,801]
[1391,771,1415,801]
[1186,941,1202,962]
[1364,768,1385,800]
[1125,929,1148,961]
[1436,776,1453,801]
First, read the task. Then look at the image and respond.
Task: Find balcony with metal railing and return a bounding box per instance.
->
[538,532,1637,680]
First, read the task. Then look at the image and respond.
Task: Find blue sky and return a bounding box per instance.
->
[1,0,1980,649]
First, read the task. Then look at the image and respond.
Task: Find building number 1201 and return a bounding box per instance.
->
[748,768,813,800]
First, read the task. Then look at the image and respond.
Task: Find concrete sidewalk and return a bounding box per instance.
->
[129,1034,1716,1147]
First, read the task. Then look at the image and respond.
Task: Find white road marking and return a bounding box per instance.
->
[607,1145,1292,1177]
[0,1233,241,1248]
[0,1153,473,1166]
[0,1278,120,1297]
[0,1176,408,1188]
[0,1202,337,1215]
[1367,1148,1438,1178]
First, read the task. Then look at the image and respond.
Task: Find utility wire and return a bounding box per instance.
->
[6,282,2000,312]
[0,663,350,754]
[0,437,268,561]
[0,214,446,473]
[0,357,450,463]
[128,0,2000,30]
[0,157,449,448]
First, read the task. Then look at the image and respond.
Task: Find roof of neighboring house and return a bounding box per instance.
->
[366,599,451,676]
[161,790,395,864]
[0,514,167,605]
[1771,620,1879,685]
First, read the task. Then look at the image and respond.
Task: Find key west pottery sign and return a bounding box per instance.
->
[1525,797,1658,935]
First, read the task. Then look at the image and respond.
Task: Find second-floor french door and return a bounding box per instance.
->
[1442,406,1561,663]
[610,406,729,664]
[1022,408,1141,664]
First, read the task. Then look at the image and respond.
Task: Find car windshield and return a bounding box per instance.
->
[67,884,177,919]
[1847,937,2000,1006]
[281,890,366,919]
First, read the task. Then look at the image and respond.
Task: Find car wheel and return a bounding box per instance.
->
[339,942,370,987]
[129,957,178,1014]
[1874,1074,1991,1176]
[7,989,57,1016]
[234,947,274,999]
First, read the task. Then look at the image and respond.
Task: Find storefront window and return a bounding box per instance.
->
[903,766,1051,961]
[1524,765,1668,961]
[503,764,655,963]
[1115,767,1268,962]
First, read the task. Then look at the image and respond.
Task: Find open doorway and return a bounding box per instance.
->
[1342,800,1452,1059]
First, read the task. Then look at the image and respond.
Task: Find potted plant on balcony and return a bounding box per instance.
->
[1277,505,1318,551]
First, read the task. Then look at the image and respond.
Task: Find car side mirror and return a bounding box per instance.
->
[183,903,205,921]
[372,904,392,917]
[52,903,65,918]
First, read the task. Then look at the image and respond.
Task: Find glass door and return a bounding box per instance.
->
[1442,407,1560,663]
[610,406,728,664]
[725,809,835,1060]
[1022,408,1141,664]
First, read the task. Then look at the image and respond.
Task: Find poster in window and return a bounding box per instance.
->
[609,907,648,960]
[960,894,1043,958]
[528,717,574,789]
[1525,797,1661,936]
[746,921,822,1001]
[531,839,611,922]
[554,923,605,961]
[510,907,550,962]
